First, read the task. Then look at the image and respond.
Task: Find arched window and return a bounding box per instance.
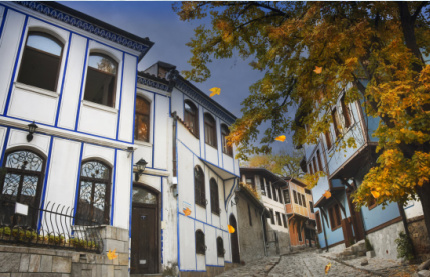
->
[210,178,220,215]
[221,124,233,156]
[194,166,205,207]
[0,149,45,227]
[135,96,150,142]
[184,100,199,137]
[204,113,217,148]
[195,229,206,255]
[84,53,118,107]
[76,160,111,225]
[18,31,64,91]
[217,237,225,257]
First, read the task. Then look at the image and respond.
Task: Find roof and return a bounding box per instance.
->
[283,177,307,188]
[20,2,154,61]
[240,167,288,187]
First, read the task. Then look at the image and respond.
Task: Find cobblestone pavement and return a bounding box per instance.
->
[216,249,418,277]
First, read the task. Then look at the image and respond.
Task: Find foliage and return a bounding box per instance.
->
[245,148,304,178]
[239,181,261,200]
[365,237,374,251]
[174,1,430,233]
[395,231,414,261]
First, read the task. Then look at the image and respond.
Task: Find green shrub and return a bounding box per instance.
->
[395,231,414,261]
[365,237,373,251]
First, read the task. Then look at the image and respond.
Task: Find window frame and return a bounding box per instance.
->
[315,211,322,233]
[325,130,332,150]
[221,124,233,156]
[302,194,306,207]
[17,31,64,92]
[210,178,220,215]
[272,184,277,201]
[216,236,225,257]
[278,187,283,203]
[266,181,272,199]
[269,209,275,225]
[282,214,288,228]
[134,96,151,142]
[328,203,342,230]
[332,107,341,138]
[195,230,206,255]
[293,190,298,204]
[184,100,199,138]
[317,150,324,173]
[276,211,282,226]
[309,201,314,213]
[259,176,266,195]
[341,95,351,129]
[83,53,118,108]
[283,189,291,204]
[194,166,206,208]
[204,113,217,148]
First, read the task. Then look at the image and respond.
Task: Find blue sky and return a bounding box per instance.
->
[60,1,291,154]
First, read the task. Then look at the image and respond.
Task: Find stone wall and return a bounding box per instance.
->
[327,242,346,253]
[179,263,240,277]
[367,221,404,261]
[0,225,129,277]
[407,215,430,262]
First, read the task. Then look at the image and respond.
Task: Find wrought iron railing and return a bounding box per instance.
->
[0,196,104,253]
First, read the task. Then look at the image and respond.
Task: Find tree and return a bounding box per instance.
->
[245,149,304,179]
[174,2,430,238]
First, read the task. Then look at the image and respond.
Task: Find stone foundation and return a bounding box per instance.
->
[0,225,129,277]
[327,242,346,253]
[407,216,430,262]
[367,221,404,261]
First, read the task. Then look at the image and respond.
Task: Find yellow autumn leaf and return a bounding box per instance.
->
[228,225,235,233]
[313,66,322,74]
[183,207,192,216]
[371,191,380,198]
[209,87,221,97]
[325,262,332,275]
[323,190,331,199]
[274,135,286,142]
[107,249,118,260]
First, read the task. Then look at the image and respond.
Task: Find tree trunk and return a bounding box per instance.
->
[415,184,430,242]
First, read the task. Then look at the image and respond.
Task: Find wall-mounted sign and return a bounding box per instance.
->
[15,202,28,216]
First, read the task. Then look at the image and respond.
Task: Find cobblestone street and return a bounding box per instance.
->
[216,249,417,277]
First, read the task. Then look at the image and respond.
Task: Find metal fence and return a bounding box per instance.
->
[0,196,104,253]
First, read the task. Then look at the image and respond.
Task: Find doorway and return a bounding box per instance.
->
[130,184,159,274]
[229,214,240,263]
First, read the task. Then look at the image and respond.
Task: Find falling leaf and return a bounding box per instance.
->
[325,262,331,275]
[209,87,221,97]
[107,249,118,260]
[313,66,322,74]
[274,135,286,142]
[183,207,192,216]
[371,191,380,198]
[323,190,331,199]
[228,225,235,233]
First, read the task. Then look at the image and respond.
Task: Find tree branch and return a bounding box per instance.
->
[412,1,429,21]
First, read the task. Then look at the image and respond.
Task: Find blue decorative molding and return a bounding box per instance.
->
[17,1,151,58]
[173,77,236,125]
[137,76,170,92]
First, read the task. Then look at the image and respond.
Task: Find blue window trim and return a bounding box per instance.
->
[178,212,229,234]
[0,127,10,166]
[194,219,197,270]
[128,152,134,238]
[132,61,138,144]
[110,149,117,225]
[0,7,9,41]
[72,142,84,223]
[151,94,156,167]
[4,15,28,116]
[37,136,54,231]
[115,52,125,140]
[55,32,72,127]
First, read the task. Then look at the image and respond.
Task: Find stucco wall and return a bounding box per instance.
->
[367,221,404,260]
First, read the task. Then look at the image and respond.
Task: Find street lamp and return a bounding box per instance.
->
[26,121,38,142]
[134,158,147,181]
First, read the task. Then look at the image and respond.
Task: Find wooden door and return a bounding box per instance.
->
[347,192,365,241]
[229,215,240,263]
[131,186,158,274]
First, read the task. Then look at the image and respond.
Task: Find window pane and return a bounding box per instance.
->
[136,97,150,115]
[132,187,157,204]
[135,114,149,142]
[88,54,117,74]
[5,150,44,171]
[26,33,62,56]
[81,161,110,180]
[2,173,20,197]
[84,67,116,107]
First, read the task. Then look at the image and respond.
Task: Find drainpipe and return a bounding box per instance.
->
[260,210,267,256]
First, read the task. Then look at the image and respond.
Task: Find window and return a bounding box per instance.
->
[269,209,275,224]
[195,166,205,207]
[309,202,314,213]
[317,150,323,173]
[18,32,63,91]
[276,212,282,226]
[195,230,206,254]
[328,203,342,230]
[204,113,217,148]
[282,214,288,228]
[341,95,351,128]
[325,131,332,149]
[210,178,220,215]
[278,187,283,203]
[76,160,111,225]
[135,96,150,142]
[260,177,265,195]
[308,163,314,175]
[247,204,252,226]
[283,189,291,204]
[298,192,302,206]
[184,100,199,137]
[84,53,118,107]
[245,176,255,190]
[267,182,272,199]
[302,194,306,207]
[293,190,298,204]
[217,237,225,257]
[272,184,277,201]
[221,124,233,156]
[0,149,45,228]
[313,157,318,172]
[315,211,322,233]
[332,108,341,138]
